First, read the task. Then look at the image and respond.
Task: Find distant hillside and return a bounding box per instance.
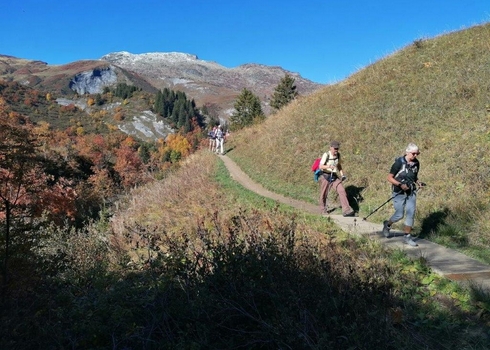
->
[0,55,154,95]
[0,52,323,121]
[228,23,490,258]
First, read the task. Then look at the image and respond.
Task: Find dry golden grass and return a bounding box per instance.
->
[110,151,339,257]
[111,152,219,239]
[227,23,490,256]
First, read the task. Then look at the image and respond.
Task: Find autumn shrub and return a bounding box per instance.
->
[60,103,77,113]
[113,111,124,121]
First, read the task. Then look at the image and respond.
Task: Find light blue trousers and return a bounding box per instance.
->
[389,191,417,227]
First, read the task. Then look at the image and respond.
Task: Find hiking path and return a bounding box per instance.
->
[220,154,490,292]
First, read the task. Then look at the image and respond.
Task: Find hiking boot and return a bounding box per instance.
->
[343,211,355,217]
[382,220,392,238]
[404,234,418,247]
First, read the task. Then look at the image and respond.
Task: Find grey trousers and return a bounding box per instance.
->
[389,191,417,227]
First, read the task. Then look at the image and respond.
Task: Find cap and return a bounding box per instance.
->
[330,140,340,148]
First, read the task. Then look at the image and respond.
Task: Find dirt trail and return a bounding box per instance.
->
[220,154,490,292]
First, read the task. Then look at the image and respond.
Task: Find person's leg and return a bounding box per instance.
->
[383,193,405,237]
[403,192,417,229]
[318,176,330,214]
[332,179,354,215]
[389,193,406,225]
[403,193,418,246]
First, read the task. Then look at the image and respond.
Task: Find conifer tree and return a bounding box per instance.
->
[230,88,264,130]
[270,74,298,111]
[154,90,164,115]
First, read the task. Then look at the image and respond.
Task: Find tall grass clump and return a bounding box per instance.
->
[227,22,490,261]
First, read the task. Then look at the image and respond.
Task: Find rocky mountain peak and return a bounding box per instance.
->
[101,51,201,65]
[99,51,323,118]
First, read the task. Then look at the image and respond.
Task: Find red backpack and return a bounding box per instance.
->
[311,158,322,172]
[311,153,336,182]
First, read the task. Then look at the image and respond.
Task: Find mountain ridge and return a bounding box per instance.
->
[0,51,323,120]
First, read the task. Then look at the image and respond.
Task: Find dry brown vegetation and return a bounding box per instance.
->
[227,23,490,261]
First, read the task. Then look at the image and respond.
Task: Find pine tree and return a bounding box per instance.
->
[154,90,164,115]
[230,88,264,130]
[270,74,298,111]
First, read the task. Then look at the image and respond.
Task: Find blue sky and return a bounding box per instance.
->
[1,1,489,84]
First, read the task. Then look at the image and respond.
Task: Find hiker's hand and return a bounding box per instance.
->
[341,175,347,182]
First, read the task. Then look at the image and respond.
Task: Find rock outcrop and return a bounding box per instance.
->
[69,66,117,95]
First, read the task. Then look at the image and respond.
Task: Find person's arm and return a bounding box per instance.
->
[388,160,408,190]
[414,161,424,187]
[319,153,329,171]
[337,162,344,177]
[388,173,409,191]
[387,173,401,186]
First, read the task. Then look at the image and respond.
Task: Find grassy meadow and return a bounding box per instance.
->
[227,22,490,263]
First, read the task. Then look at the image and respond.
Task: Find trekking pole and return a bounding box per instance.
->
[362,193,400,221]
[362,182,427,221]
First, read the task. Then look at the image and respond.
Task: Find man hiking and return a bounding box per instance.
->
[318,140,355,217]
[214,125,225,155]
[382,143,425,246]
[208,125,217,151]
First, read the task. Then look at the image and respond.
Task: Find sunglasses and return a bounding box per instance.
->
[410,152,420,156]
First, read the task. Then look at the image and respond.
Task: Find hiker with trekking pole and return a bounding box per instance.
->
[378,143,426,247]
[318,140,355,217]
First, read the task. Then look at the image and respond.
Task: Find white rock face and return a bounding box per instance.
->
[69,66,117,94]
[118,110,174,141]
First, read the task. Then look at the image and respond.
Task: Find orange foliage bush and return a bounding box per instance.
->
[113,111,124,121]
[162,134,191,158]
[60,104,77,113]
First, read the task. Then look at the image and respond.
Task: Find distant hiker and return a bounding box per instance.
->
[214,125,225,155]
[382,143,425,247]
[318,140,355,217]
[208,125,217,151]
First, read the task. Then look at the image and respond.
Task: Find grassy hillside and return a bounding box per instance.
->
[227,23,490,261]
